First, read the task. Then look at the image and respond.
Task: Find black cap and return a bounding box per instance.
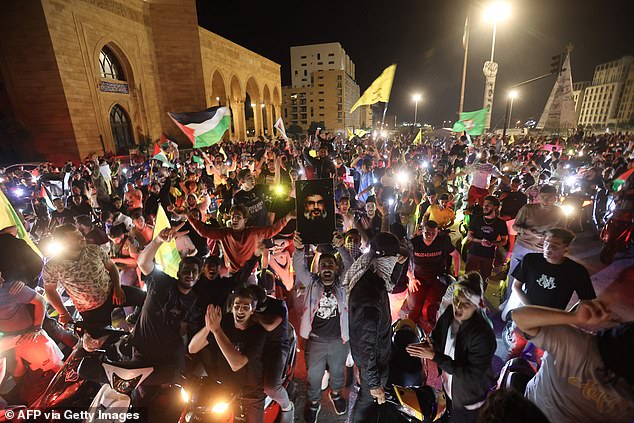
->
[370,232,400,257]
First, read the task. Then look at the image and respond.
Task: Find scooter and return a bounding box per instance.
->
[31,322,129,410]
[378,319,447,422]
[178,324,298,423]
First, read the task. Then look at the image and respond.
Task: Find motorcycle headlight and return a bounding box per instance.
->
[561,204,575,216]
[211,402,229,414]
[180,387,190,402]
[565,176,577,186]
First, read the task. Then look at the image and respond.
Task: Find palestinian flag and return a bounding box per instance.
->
[612,168,634,192]
[168,106,231,149]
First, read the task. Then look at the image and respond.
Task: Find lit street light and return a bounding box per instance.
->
[483,2,511,62]
[482,2,511,130]
[412,94,421,130]
[503,89,518,139]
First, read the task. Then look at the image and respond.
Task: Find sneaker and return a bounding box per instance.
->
[304,402,321,423]
[329,391,347,415]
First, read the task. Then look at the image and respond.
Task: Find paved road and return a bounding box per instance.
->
[288,230,634,422]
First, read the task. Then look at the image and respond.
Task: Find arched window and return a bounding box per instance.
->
[99,46,125,81]
[110,105,133,153]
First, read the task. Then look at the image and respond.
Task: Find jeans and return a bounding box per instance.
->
[263,343,291,409]
[351,365,388,423]
[305,337,348,402]
[80,285,146,331]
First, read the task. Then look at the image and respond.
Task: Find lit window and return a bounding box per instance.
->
[99,46,125,80]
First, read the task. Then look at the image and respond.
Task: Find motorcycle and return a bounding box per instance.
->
[32,323,130,410]
[599,208,634,264]
[378,319,447,422]
[178,324,298,423]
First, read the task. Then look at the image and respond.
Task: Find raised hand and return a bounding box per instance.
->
[157,221,188,243]
[293,232,304,250]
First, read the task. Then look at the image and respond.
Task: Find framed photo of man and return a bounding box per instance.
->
[296,178,335,245]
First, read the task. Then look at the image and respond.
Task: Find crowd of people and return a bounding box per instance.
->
[1,128,634,423]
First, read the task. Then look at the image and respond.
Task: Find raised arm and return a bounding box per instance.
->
[292,233,312,288]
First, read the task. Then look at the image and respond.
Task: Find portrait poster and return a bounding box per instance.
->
[296,178,335,245]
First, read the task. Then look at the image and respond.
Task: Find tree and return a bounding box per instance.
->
[307,121,326,135]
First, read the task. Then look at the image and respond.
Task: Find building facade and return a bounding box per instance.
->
[0,0,281,163]
[572,81,590,123]
[577,55,633,128]
[283,42,369,133]
[616,66,634,124]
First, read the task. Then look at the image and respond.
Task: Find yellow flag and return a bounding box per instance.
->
[508,134,515,144]
[354,129,368,137]
[350,64,397,113]
[347,127,354,139]
[0,190,41,257]
[413,129,422,145]
[152,204,181,278]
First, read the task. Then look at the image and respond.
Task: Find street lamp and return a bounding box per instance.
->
[412,94,421,129]
[503,89,518,139]
[483,2,511,62]
[482,2,511,131]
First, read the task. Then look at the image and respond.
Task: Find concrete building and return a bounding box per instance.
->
[577,55,633,128]
[616,66,634,124]
[0,0,281,163]
[572,81,590,123]
[283,43,369,133]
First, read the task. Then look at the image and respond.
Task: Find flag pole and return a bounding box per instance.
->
[459,15,470,116]
[381,101,389,130]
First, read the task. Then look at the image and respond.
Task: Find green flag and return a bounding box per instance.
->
[452,108,488,136]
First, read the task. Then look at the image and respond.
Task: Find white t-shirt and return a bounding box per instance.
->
[464,163,502,189]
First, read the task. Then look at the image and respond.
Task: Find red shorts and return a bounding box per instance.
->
[467,185,489,206]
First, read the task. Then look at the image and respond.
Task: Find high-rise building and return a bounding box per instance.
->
[283,42,370,133]
[616,66,634,124]
[577,55,633,127]
[572,81,590,122]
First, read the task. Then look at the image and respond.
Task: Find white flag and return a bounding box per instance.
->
[274,117,289,140]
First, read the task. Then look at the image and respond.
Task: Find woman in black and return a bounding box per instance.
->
[407,273,496,423]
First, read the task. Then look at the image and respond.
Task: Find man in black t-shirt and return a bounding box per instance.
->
[49,197,77,232]
[466,196,508,282]
[508,228,596,361]
[406,220,461,332]
[233,169,269,228]
[134,224,201,385]
[189,288,281,423]
[499,177,527,258]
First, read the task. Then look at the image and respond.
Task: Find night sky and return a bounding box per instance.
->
[196,0,633,128]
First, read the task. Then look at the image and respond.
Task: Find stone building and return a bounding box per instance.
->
[0,0,281,163]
